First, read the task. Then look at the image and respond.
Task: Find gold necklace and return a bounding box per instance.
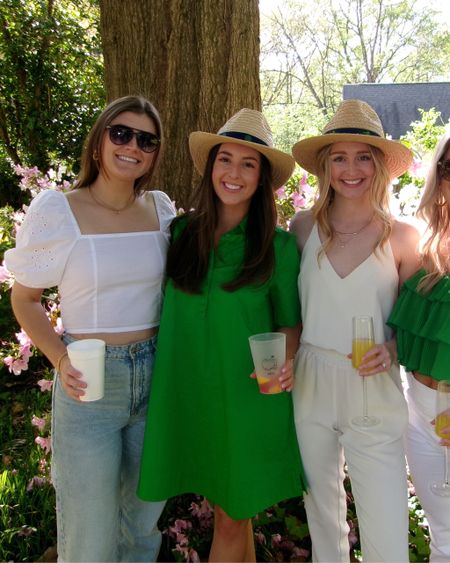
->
[89,186,136,214]
[332,215,374,248]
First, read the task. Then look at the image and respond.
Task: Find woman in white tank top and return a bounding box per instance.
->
[289,100,421,562]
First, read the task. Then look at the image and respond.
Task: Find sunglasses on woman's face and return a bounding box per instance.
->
[105,124,160,153]
[438,159,450,181]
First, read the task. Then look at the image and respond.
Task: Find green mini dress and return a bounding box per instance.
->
[138,219,307,519]
[387,269,450,379]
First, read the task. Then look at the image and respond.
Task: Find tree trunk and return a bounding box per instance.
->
[99,0,260,209]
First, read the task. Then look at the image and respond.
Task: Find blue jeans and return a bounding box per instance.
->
[51,335,165,562]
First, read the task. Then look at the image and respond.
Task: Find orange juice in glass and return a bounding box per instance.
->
[430,380,450,496]
[249,332,285,395]
[435,409,450,439]
[351,316,379,427]
[352,337,375,368]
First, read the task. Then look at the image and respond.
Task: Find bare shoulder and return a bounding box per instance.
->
[390,217,421,248]
[390,218,421,286]
[66,187,89,204]
[289,209,315,251]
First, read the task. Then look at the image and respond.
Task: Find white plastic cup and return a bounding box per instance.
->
[248,332,286,394]
[67,339,106,402]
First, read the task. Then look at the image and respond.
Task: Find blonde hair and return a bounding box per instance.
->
[312,144,392,260]
[417,132,450,292]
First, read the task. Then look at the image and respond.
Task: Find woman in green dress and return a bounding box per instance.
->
[138,108,307,561]
[388,131,450,562]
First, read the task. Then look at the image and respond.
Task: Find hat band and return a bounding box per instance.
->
[325,127,382,138]
[219,131,269,146]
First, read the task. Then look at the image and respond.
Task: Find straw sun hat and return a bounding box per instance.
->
[189,108,295,189]
[292,99,413,179]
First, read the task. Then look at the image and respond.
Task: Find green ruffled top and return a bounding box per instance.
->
[387,269,450,380]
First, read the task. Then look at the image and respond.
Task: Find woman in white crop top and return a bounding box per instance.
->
[5,95,176,562]
[288,100,421,562]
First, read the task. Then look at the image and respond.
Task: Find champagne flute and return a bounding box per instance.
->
[430,380,450,496]
[351,316,380,427]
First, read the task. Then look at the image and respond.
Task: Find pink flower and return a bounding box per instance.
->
[276,186,286,199]
[190,498,213,518]
[31,415,46,431]
[292,191,307,210]
[410,159,424,178]
[19,342,33,360]
[3,356,13,368]
[17,525,36,537]
[54,317,64,335]
[348,528,358,547]
[299,173,308,187]
[35,436,51,454]
[12,210,25,223]
[27,475,48,491]
[3,355,29,375]
[169,519,192,536]
[271,533,282,548]
[37,379,53,392]
[291,546,310,559]
[188,548,200,562]
[16,329,33,347]
[174,532,189,546]
[255,530,266,545]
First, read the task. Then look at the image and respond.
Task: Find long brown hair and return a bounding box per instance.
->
[166,145,276,293]
[73,95,163,194]
[417,133,450,292]
[312,144,392,260]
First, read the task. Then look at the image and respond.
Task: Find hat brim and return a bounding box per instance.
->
[292,133,413,179]
[189,132,295,189]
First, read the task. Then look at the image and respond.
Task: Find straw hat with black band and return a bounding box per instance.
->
[292,99,413,179]
[189,108,295,189]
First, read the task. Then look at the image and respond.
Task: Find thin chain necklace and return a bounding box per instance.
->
[332,214,374,248]
[89,186,136,214]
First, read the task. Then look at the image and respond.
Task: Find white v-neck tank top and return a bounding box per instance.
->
[299,223,398,355]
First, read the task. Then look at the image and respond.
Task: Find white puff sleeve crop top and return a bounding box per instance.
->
[5,189,176,334]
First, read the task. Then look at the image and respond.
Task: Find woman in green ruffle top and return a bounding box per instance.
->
[388,132,450,562]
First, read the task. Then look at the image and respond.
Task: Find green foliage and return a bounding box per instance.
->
[0,0,105,206]
[401,108,447,159]
[0,205,20,346]
[261,0,450,145]
[0,381,55,562]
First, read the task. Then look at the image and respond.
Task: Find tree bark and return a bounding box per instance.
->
[99,0,260,209]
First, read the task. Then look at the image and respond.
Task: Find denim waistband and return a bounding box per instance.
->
[63,334,156,359]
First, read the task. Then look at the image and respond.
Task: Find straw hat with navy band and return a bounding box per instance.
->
[292,99,413,179]
[189,108,295,189]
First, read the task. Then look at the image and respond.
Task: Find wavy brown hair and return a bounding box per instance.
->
[166,144,276,293]
[312,144,392,261]
[417,133,450,292]
[73,95,163,194]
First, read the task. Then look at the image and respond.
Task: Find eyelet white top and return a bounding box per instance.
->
[5,189,176,334]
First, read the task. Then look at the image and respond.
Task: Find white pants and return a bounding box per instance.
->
[405,372,450,562]
[293,343,409,563]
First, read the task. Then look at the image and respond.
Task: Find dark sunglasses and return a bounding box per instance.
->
[438,159,450,181]
[105,124,160,153]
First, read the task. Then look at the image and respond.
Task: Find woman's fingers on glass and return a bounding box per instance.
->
[359,344,390,373]
[279,360,294,391]
[62,368,87,400]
